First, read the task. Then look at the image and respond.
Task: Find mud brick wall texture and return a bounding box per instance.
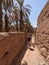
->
[0,32,26,65]
[36,1,49,64]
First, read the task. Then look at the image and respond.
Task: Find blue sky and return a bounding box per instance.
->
[24,0,48,27]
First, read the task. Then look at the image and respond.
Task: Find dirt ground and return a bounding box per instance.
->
[11,35,48,65]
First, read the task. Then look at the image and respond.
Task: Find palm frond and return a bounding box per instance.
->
[25,4,31,8]
[23,6,31,11]
[23,6,31,15]
[14,6,18,11]
[24,10,30,18]
[26,8,30,15]
[25,18,31,26]
[16,0,24,7]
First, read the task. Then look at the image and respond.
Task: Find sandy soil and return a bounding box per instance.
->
[11,35,47,65]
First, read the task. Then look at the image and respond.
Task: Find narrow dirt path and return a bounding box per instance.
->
[21,46,46,65]
[12,35,47,65]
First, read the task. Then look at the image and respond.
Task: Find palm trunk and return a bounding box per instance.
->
[5,14,9,32]
[16,22,18,31]
[15,11,18,31]
[4,0,10,32]
[0,0,2,32]
[20,9,24,32]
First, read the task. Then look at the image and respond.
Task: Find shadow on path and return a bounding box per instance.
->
[11,43,28,65]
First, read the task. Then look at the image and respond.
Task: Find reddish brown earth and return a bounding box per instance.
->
[0,32,48,65]
[0,32,26,65]
[11,35,48,65]
[36,1,49,64]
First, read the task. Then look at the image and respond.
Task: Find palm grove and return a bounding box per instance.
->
[0,0,33,32]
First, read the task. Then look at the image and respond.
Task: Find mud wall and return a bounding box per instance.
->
[36,1,49,64]
[0,32,26,65]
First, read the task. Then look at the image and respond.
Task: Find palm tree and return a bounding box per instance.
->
[3,0,14,32]
[0,0,2,32]
[14,7,18,31]
[16,0,31,32]
[3,0,9,32]
[24,18,34,33]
